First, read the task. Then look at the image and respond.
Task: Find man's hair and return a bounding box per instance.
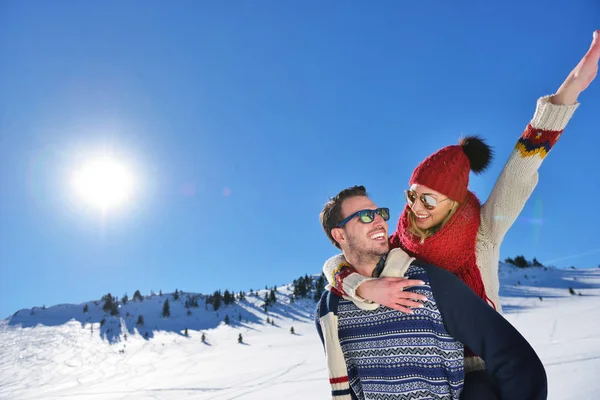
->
[320,185,368,249]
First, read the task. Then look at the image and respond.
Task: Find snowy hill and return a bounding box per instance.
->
[1,264,600,399]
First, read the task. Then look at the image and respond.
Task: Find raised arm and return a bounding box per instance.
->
[481,30,599,246]
[478,32,599,302]
[479,96,578,246]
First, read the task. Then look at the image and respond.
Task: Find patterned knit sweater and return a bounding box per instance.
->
[330,265,464,400]
[316,249,548,400]
[321,95,580,372]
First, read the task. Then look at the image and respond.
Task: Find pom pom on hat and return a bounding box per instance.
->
[459,135,493,174]
[409,135,494,202]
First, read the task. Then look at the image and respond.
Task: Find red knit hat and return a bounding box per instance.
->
[409,136,493,203]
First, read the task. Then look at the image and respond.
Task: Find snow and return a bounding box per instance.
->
[1,265,600,399]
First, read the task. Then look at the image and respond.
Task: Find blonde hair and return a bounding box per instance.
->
[408,200,460,243]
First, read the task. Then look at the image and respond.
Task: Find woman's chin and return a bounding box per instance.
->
[415,217,433,229]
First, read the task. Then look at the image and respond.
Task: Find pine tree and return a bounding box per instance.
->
[174,289,180,301]
[102,293,119,316]
[121,294,128,304]
[290,326,295,334]
[162,299,171,318]
[186,295,199,309]
[137,315,144,326]
[269,289,276,304]
[314,274,326,301]
[207,290,222,311]
[201,333,206,343]
[238,312,242,321]
[513,255,530,268]
[292,274,313,298]
[238,333,243,344]
[224,314,230,325]
[184,328,188,336]
[223,289,236,305]
[133,290,143,302]
[83,304,89,313]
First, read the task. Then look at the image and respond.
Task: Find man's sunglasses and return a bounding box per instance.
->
[404,189,449,211]
[336,207,390,228]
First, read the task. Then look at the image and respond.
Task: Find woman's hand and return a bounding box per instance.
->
[356,277,428,314]
[552,30,600,105]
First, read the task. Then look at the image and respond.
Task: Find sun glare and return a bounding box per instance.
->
[72,156,134,211]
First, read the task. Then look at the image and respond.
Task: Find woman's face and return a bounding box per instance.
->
[405,184,455,230]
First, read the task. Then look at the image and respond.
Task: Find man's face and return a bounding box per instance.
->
[335,196,389,260]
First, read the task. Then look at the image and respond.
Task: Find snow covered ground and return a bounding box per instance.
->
[1,263,599,400]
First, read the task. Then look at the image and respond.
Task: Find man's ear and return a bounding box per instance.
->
[331,227,345,245]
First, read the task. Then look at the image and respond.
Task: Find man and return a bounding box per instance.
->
[315,185,547,400]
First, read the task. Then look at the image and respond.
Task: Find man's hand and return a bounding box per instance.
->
[356,277,428,314]
[552,30,600,105]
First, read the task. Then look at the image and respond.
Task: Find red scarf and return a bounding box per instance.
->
[389,191,495,310]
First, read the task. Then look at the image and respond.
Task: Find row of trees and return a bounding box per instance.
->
[205,290,246,311]
[505,255,544,268]
[292,274,326,302]
[89,273,328,321]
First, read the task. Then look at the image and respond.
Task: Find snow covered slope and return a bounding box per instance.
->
[1,265,599,399]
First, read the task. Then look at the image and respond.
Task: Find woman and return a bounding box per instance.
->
[322,30,599,386]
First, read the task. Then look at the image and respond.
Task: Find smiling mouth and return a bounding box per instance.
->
[370,231,386,241]
[415,213,429,220]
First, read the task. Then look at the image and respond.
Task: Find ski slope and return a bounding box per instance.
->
[1,263,599,400]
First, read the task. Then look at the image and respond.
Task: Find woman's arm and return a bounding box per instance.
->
[479,96,579,246]
[322,250,426,313]
[480,30,598,246]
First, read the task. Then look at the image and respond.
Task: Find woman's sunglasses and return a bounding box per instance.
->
[404,189,449,211]
[336,207,390,228]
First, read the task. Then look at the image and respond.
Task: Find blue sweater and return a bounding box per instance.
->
[316,261,548,400]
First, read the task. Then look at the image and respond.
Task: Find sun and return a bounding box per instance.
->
[72,156,135,211]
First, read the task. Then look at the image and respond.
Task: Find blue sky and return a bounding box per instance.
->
[1,1,599,318]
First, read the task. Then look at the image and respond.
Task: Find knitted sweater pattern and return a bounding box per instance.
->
[319,264,464,400]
